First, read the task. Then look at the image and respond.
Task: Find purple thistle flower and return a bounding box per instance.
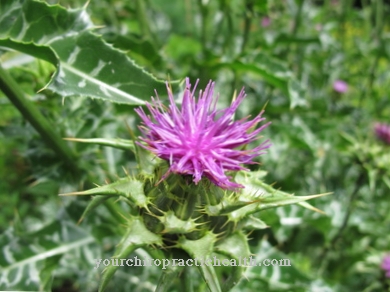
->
[381,255,390,278]
[333,80,348,93]
[135,78,271,190]
[261,17,271,27]
[375,123,390,145]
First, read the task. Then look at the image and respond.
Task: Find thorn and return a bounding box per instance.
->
[77,217,84,225]
[260,100,269,113]
[122,166,129,176]
[219,219,231,230]
[246,229,255,238]
[83,0,91,9]
[125,121,137,141]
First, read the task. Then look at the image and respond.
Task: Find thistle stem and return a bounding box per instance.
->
[240,0,253,54]
[104,198,128,226]
[0,64,79,174]
[135,0,157,47]
[155,265,181,292]
[316,171,366,276]
[359,0,385,109]
[181,267,194,292]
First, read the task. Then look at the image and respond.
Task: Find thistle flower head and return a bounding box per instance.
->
[375,123,390,145]
[333,80,348,93]
[261,17,271,27]
[382,255,390,278]
[135,78,271,189]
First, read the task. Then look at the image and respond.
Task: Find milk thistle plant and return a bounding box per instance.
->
[63,78,326,292]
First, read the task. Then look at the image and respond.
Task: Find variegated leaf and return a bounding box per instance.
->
[0,221,95,291]
[0,0,170,104]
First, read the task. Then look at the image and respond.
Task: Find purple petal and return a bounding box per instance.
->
[135,77,271,190]
[333,80,348,93]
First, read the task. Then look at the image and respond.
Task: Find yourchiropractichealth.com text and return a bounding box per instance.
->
[94,256,291,270]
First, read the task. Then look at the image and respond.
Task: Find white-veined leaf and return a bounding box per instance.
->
[0,0,171,104]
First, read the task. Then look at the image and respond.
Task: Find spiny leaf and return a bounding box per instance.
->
[230,192,330,221]
[99,217,162,292]
[0,0,173,104]
[223,170,331,220]
[178,231,222,292]
[237,216,269,231]
[59,177,149,209]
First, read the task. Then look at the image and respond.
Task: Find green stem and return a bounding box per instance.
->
[317,171,366,276]
[197,0,208,53]
[358,0,384,109]
[290,0,304,38]
[135,0,157,47]
[219,1,234,56]
[291,0,304,78]
[0,64,78,173]
[155,264,182,292]
[240,0,253,54]
[0,66,135,230]
[104,198,128,226]
[181,267,194,292]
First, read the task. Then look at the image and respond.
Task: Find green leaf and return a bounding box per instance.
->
[60,177,149,209]
[288,78,307,109]
[197,260,222,292]
[178,231,222,292]
[0,221,95,291]
[155,264,181,292]
[78,195,111,224]
[214,231,251,291]
[64,137,135,152]
[135,143,163,175]
[48,31,167,104]
[231,240,313,291]
[218,52,307,109]
[0,0,171,104]
[39,255,62,292]
[225,171,330,220]
[99,217,162,292]
[0,39,57,64]
[204,171,328,220]
[103,33,164,68]
[253,0,268,13]
[237,215,269,231]
[275,34,320,45]
[158,210,200,234]
[225,60,288,92]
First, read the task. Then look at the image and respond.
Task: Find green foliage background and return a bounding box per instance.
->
[0,0,389,291]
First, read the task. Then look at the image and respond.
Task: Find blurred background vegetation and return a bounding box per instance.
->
[1,0,389,291]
